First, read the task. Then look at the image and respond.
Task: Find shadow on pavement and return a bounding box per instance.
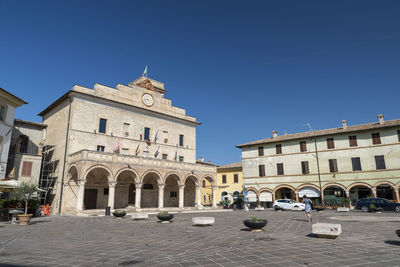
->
[384,240,400,246]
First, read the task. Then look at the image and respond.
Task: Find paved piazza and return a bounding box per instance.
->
[1,210,399,267]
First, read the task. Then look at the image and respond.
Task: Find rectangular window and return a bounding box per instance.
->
[234,174,239,183]
[375,155,386,170]
[276,144,282,154]
[349,135,357,147]
[371,132,381,145]
[301,161,309,174]
[0,105,5,121]
[277,163,284,175]
[21,161,33,176]
[122,148,129,155]
[123,123,130,137]
[179,156,184,162]
[99,118,107,134]
[179,134,184,147]
[162,154,168,160]
[258,164,265,177]
[144,127,150,140]
[104,188,109,195]
[327,138,335,149]
[222,175,227,184]
[398,130,400,142]
[329,159,338,173]
[97,145,105,152]
[258,146,264,156]
[170,191,177,198]
[351,157,362,171]
[300,141,307,152]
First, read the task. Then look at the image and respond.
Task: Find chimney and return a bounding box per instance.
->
[342,120,347,129]
[378,114,384,124]
[272,130,278,138]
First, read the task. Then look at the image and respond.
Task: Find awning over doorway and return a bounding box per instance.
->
[259,191,272,202]
[299,187,320,198]
[247,191,258,202]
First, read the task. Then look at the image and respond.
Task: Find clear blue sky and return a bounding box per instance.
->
[1,1,400,166]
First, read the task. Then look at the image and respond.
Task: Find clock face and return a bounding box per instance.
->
[142,93,154,106]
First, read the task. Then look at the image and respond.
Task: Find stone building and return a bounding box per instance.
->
[6,119,47,186]
[237,115,400,206]
[39,76,216,214]
[0,88,27,180]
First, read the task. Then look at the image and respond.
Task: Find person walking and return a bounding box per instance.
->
[303,195,312,223]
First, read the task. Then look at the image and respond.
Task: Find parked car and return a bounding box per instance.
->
[355,197,400,213]
[273,199,305,211]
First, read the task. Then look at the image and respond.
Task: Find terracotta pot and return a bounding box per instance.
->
[18,214,33,225]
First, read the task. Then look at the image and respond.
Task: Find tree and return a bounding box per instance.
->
[15,182,39,215]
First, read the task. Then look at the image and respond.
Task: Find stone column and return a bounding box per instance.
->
[108,181,117,210]
[212,185,218,209]
[372,187,377,198]
[135,182,143,210]
[76,179,86,211]
[196,185,202,209]
[158,184,165,209]
[178,184,185,209]
[295,190,299,202]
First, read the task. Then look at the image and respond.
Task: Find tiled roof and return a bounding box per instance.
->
[236,119,400,148]
[217,161,242,170]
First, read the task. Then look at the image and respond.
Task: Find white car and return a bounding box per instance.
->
[273,199,305,211]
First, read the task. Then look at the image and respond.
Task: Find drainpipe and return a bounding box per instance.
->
[58,97,72,214]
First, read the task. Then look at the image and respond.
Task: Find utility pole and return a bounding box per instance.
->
[314,139,323,202]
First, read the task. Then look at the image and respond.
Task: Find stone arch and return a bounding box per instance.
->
[62,164,79,212]
[141,170,162,208]
[141,169,163,184]
[200,175,216,186]
[247,187,259,195]
[259,188,273,194]
[322,182,347,192]
[83,164,113,181]
[273,184,295,200]
[163,172,183,185]
[115,168,140,184]
[373,181,396,188]
[296,183,320,191]
[83,165,113,209]
[348,182,373,206]
[164,173,181,207]
[114,168,140,209]
[347,182,372,191]
[183,174,200,185]
[374,181,396,200]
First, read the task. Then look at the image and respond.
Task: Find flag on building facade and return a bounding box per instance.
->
[154,130,159,143]
[142,66,148,77]
[114,138,120,152]
[174,150,178,161]
[154,145,160,158]
[135,142,140,156]
[139,128,143,140]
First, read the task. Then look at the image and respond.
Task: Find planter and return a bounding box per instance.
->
[157,214,174,223]
[396,229,400,238]
[113,211,127,217]
[243,219,267,232]
[18,214,33,225]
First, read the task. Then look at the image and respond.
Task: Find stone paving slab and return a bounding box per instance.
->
[0,210,399,266]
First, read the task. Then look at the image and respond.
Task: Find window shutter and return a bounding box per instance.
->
[349,136,358,147]
[371,133,381,145]
[276,144,282,154]
[327,138,334,149]
[329,159,338,173]
[300,141,307,152]
[277,163,284,175]
[22,161,33,176]
[259,165,265,177]
[258,146,264,156]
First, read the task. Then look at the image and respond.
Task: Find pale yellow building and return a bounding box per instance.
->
[217,162,243,204]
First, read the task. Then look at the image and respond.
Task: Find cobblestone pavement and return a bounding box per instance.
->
[0,210,399,267]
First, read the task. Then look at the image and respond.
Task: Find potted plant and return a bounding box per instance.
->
[157,211,174,223]
[113,209,127,217]
[15,182,39,225]
[243,217,267,232]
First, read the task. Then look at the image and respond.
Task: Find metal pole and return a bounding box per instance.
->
[314,139,322,202]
